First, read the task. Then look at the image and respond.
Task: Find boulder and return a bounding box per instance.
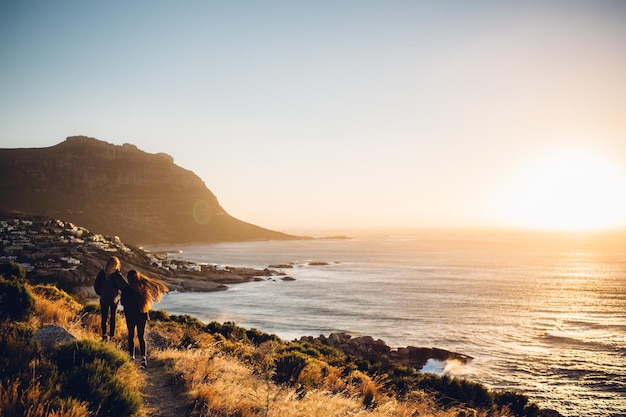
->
[302,332,472,371]
[34,325,76,350]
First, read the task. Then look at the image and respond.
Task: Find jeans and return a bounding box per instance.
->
[125,312,148,357]
[100,302,118,338]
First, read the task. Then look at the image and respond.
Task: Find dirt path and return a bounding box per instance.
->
[137,357,192,417]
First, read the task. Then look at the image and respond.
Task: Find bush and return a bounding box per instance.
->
[171,314,205,328]
[0,321,38,381]
[0,261,26,281]
[31,284,81,308]
[178,333,201,350]
[0,263,35,322]
[272,351,308,386]
[283,340,345,366]
[148,309,170,321]
[206,321,248,341]
[246,327,281,345]
[50,340,140,417]
[0,379,90,417]
[52,339,127,372]
[79,302,101,315]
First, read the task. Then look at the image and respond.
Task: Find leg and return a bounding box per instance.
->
[125,314,136,359]
[108,302,118,338]
[138,314,148,366]
[100,303,108,339]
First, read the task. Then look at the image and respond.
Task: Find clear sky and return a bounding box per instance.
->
[2,1,626,232]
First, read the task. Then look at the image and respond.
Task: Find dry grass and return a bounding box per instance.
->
[30,285,82,327]
[153,346,473,417]
[4,284,144,417]
[0,379,90,417]
[16,283,514,417]
[28,284,101,340]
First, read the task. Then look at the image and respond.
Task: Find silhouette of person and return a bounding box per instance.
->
[120,269,168,367]
[94,256,126,341]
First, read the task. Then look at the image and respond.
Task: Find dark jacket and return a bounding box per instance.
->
[94,269,125,304]
[119,282,147,320]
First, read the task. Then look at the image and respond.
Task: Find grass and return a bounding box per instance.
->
[1,264,552,417]
[154,347,465,417]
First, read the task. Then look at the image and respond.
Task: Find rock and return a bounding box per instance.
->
[281,276,296,281]
[327,332,350,346]
[269,264,294,269]
[353,335,374,345]
[305,332,472,371]
[390,346,473,370]
[396,347,410,356]
[34,325,76,350]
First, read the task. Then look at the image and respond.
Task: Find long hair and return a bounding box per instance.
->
[127,270,168,313]
[105,256,121,275]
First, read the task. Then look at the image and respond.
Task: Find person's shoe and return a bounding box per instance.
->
[130,355,135,361]
[141,357,147,367]
[101,335,108,342]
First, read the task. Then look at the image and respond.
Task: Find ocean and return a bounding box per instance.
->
[148,229,626,417]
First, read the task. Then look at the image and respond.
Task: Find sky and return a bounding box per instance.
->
[1,1,626,233]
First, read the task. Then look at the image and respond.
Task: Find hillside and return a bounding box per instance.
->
[0,136,297,244]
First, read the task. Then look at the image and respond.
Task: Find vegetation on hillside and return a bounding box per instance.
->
[0,262,561,417]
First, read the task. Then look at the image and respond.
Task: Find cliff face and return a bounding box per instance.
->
[0,136,295,244]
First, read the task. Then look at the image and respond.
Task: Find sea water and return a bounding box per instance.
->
[149,229,626,416]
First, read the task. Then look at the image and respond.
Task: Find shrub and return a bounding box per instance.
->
[77,302,102,334]
[246,327,281,345]
[283,340,345,366]
[171,314,205,329]
[178,333,201,350]
[148,309,170,321]
[31,285,83,328]
[0,263,35,322]
[0,379,90,417]
[50,340,140,417]
[0,321,38,381]
[79,302,101,315]
[297,357,332,391]
[207,321,248,341]
[0,261,26,281]
[493,391,535,416]
[272,351,308,386]
[31,284,80,306]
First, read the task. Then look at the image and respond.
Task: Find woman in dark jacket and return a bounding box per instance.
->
[94,256,126,341]
[120,269,168,367]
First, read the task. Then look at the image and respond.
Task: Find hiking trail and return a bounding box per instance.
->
[137,357,191,417]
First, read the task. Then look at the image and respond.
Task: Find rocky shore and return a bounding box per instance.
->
[300,332,473,373]
[3,212,476,374]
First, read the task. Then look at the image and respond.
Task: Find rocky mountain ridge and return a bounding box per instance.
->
[0,136,297,244]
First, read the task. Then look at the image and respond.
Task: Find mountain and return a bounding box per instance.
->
[0,136,298,244]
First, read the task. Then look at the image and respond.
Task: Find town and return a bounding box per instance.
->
[0,212,284,297]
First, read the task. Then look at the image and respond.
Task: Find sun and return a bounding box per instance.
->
[503,148,626,231]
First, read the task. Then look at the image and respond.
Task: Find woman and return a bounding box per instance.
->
[94,256,125,341]
[121,269,168,367]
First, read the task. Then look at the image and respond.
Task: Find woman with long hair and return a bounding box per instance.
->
[121,269,168,367]
[94,256,125,341]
